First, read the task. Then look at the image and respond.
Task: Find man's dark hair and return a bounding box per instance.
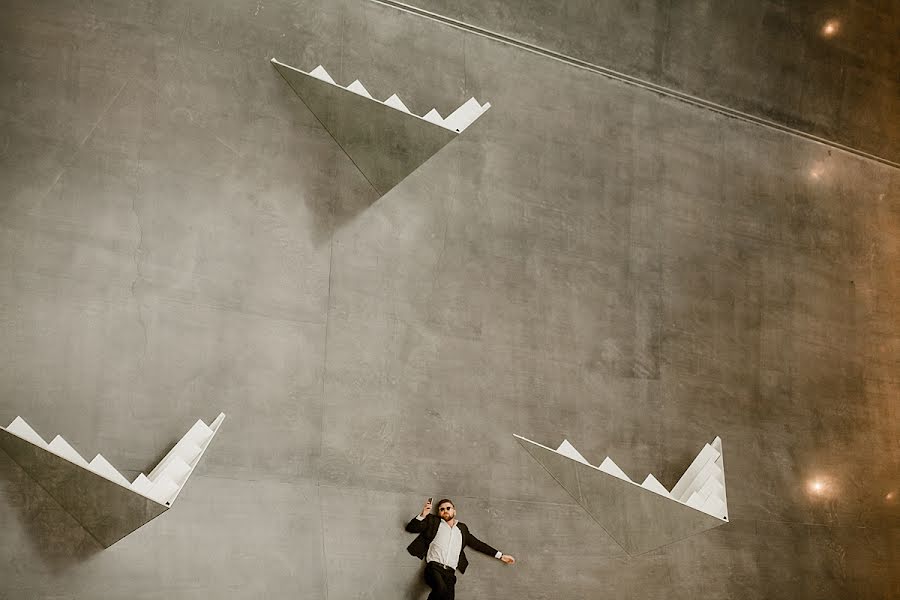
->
[436,498,454,510]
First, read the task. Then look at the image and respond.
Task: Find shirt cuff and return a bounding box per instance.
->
[415,515,425,521]
[495,551,502,559]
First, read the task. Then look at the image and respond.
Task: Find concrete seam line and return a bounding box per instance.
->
[366,0,899,170]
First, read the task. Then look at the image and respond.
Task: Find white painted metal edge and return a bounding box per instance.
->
[513,433,728,521]
[270,57,490,133]
[165,412,225,505]
[1,417,167,506]
[2,413,226,507]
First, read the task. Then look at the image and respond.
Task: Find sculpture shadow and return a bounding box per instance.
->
[271,60,481,250]
[306,155,381,249]
[268,66,381,249]
[0,451,102,572]
[305,133,466,252]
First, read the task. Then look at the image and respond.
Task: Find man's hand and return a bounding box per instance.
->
[420,498,433,517]
[500,554,516,565]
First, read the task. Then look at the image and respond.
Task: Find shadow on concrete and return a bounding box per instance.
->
[307,163,381,249]
[267,60,382,249]
[405,564,431,600]
[0,452,102,572]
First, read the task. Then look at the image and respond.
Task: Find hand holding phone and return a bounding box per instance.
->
[422,497,433,516]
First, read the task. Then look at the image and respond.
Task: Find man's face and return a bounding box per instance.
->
[438,502,456,522]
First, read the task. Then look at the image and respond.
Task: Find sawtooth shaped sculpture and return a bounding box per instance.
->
[271,58,491,195]
[515,434,728,555]
[0,413,225,547]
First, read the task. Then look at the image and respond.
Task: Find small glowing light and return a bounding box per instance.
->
[822,20,840,37]
[809,166,824,180]
[807,478,831,496]
[887,491,896,501]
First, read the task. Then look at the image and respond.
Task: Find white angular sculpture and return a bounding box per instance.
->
[515,434,728,555]
[0,413,225,547]
[271,58,491,195]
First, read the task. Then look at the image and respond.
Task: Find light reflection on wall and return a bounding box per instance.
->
[822,20,840,38]
[806,476,837,498]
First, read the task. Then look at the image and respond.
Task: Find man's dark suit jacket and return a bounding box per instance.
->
[406,514,499,574]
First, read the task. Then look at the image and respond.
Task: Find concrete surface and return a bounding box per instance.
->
[1,0,898,598]
[401,0,900,164]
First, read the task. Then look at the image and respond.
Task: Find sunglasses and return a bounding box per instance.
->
[439,506,453,511]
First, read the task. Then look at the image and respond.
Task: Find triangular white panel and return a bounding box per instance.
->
[442,97,489,133]
[556,439,591,465]
[384,94,410,113]
[641,474,671,498]
[187,419,214,443]
[271,58,491,195]
[598,457,632,482]
[148,438,203,479]
[146,475,179,504]
[671,443,719,500]
[0,412,226,547]
[711,436,728,519]
[152,455,191,486]
[7,417,48,448]
[210,413,226,431]
[130,473,154,494]
[422,108,445,126]
[677,460,720,502]
[89,454,131,487]
[309,65,335,84]
[346,79,372,98]
[698,474,724,500]
[685,491,705,510]
[515,434,729,555]
[701,494,726,517]
[48,435,90,468]
[178,441,204,464]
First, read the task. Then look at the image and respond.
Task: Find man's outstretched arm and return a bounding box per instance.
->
[466,530,516,564]
[406,498,433,533]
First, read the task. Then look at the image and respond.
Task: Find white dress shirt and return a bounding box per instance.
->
[415,515,503,568]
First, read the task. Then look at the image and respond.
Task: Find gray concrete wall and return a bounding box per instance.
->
[402,0,900,164]
[1,0,898,598]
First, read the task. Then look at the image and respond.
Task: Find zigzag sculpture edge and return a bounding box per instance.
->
[514,433,728,521]
[270,58,491,133]
[2,413,225,507]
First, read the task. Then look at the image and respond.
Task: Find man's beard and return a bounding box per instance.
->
[441,513,454,522]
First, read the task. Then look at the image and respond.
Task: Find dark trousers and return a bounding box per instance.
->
[424,561,457,600]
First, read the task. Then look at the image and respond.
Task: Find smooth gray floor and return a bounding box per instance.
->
[1,0,898,599]
[403,0,900,164]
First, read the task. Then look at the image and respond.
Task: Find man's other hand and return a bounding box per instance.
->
[500,555,516,565]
